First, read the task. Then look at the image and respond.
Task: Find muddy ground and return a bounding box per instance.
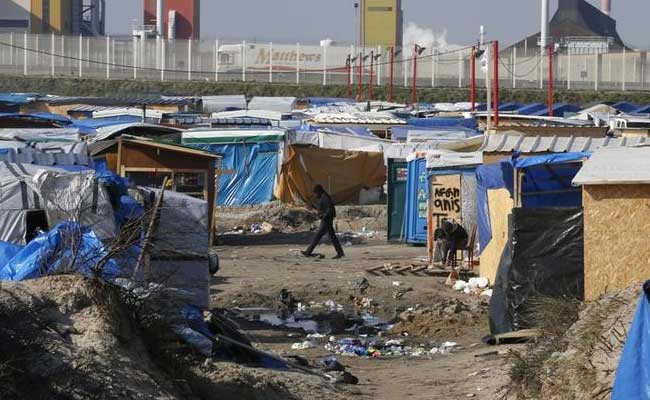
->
[212,229,519,400]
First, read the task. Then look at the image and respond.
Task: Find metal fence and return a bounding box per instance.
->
[0,32,648,93]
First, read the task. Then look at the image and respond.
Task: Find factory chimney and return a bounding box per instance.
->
[540,0,549,51]
[156,0,164,37]
[600,0,611,16]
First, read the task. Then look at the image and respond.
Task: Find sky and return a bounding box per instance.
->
[107,0,650,49]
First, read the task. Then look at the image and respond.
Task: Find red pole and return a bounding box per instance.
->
[470,46,476,112]
[389,47,395,102]
[548,44,554,117]
[368,50,374,101]
[357,52,363,100]
[492,40,499,127]
[411,44,418,105]
[347,61,352,98]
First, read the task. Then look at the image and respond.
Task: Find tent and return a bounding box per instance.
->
[275,145,386,206]
[202,95,247,113]
[406,116,478,130]
[183,129,286,206]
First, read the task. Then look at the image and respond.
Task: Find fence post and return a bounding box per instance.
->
[242,40,246,82]
[377,45,381,86]
[566,48,571,89]
[51,33,55,77]
[350,45,354,84]
[322,44,327,86]
[512,47,517,88]
[493,40,499,127]
[268,42,273,83]
[403,51,407,88]
[132,35,137,79]
[79,34,83,77]
[86,37,90,69]
[548,44,554,117]
[61,35,64,68]
[296,42,300,84]
[161,39,166,81]
[9,32,13,66]
[106,35,111,79]
[458,50,462,88]
[595,54,599,92]
[622,47,626,91]
[24,32,27,76]
[470,46,476,111]
[215,39,219,82]
[187,39,192,81]
[538,48,543,89]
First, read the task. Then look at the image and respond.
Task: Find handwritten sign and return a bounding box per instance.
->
[430,174,462,225]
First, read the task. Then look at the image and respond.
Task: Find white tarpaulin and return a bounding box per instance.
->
[573,146,650,185]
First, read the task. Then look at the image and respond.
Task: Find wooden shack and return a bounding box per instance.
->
[91,137,220,241]
[573,147,650,300]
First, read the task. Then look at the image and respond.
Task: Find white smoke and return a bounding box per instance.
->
[402,22,459,56]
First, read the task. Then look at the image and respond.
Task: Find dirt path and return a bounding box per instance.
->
[211,235,515,399]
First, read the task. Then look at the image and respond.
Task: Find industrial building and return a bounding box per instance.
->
[510,0,626,54]
[0,0,105,35]
[143,0,200,40]
[360,0,402,48]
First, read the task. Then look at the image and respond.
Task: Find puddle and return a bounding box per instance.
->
[231,307,388,335]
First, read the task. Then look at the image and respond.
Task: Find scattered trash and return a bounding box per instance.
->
[324,300,344,311]
[480,289,493,297]
[453,280,468,291]
[392,281,402,287]
[306,333,327,340]
[327,371,359,385]
[291,341,317,350]
[468,277,490,289]
[250,223,263,233]
[261,221,274,233]
[350,277,370,293]
[319,357,345,372]
[393,287,414,300]
[324,337,458,359]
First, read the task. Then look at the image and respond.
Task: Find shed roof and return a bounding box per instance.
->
[480,132,650,153]
[573,147,650,185]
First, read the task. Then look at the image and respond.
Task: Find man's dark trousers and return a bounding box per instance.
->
[305,218,344,255]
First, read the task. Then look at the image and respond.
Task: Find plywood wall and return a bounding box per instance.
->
[584,184,650,300]
[478,188,513,284]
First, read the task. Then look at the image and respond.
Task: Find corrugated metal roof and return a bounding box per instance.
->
[45,96,196,106]
[480,132,650,153]
[573,147,650,185]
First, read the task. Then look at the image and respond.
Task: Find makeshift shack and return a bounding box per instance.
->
[572,147,650,300]
[488,153,588,335]
[90,137,218,239]
[403,150,482,245]
[182,129,285,206]
[387,159,408,241]
[275,145,386,206]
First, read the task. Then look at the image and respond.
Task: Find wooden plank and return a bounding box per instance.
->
[133,176,169,281]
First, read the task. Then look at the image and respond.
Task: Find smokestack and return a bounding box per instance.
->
[601,0,611,16]
[540,0,549,51]
[156,0,164,37]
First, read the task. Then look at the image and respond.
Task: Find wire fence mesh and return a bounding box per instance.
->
[0,33,648,93]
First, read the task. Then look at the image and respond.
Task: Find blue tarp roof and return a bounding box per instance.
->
[612,102,639,113]
[632,104,650,114]
[71,116,142,134]
[516,103,547,115]
[498,102,523,112]
[406,117,478,130]
[307,97,354,106]
[476,152,590,253]
[0,112,72,125]
[531,103,582,117]
[0,93,35,106]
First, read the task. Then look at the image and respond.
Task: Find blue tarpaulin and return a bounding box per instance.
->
[193,142,279,206]
[0,222,119,281]
[0,112,72,125]
[0,93,35,105]
[498,102,522,112]
[406,117,478,130]
[476,162,508,254]
[476,152,590,252]
[531,103,581,117]
[632,104,650,114]
[72,116,141,134]
[612,101,639,113]
[516,103,547,115]
[307,97,354,106]
[612,281,650,400]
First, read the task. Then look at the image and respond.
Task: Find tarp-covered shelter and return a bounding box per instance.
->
[248,97,297,113]
[573,146,650,300]
[487,152,588,335]
[275,145,386,206]
[182,129,286,206]
[406,116,478,130]
[403,151,482,244]
[202,95,247,113]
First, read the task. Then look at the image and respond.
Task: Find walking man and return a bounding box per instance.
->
[302,185,345,259]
